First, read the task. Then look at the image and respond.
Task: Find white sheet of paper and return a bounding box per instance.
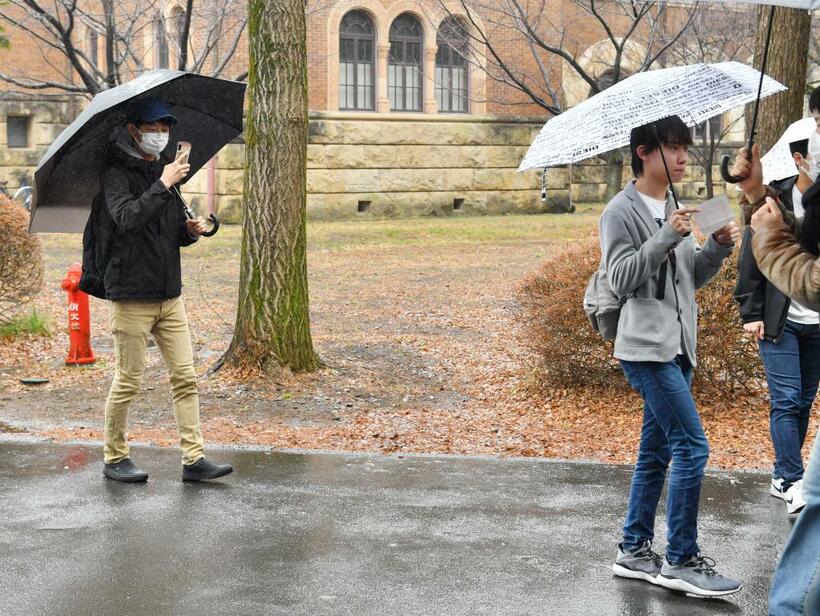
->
[692,195,735,236]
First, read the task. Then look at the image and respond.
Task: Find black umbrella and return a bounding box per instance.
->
[30,69,246,233]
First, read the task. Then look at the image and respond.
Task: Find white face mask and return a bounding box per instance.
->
[809,133,820,175]
[802,159,820,182]
[138,131,169,156]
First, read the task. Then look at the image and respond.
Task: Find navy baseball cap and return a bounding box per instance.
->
[128,98,178,125]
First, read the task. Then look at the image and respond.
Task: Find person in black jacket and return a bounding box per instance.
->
[97,98,232,483]
[734,134,820,515]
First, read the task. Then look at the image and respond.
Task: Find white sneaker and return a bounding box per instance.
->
[771,477,806,514]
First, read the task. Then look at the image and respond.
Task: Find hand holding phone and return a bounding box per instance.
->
[160,156,190,189]
[175,141,192,164]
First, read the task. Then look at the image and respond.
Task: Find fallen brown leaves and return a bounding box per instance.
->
[3,219,815,473]
[43,386,801,473]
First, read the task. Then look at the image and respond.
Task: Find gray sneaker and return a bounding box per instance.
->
[612,540,663,584]
[657,554,742,597]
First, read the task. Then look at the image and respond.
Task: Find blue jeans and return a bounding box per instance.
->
[759,321,820,483]
[619,356,709,565]
[769,433,820,615]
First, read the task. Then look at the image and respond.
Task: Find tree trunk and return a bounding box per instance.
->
[749,6,811,153]
[604,150,624,202]
[177,0,194,71]
[704,134,715,200]
[216,0,322,373]
[102,0,116,88]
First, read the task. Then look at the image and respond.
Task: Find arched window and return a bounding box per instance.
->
[388,14,423,112]
[339,10,375,111]
[87,27,99,69]
[435,17,468,113]
[171,6,187,66]
[154,14,169,69]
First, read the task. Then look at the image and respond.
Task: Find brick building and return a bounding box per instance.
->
[1,0,797,221]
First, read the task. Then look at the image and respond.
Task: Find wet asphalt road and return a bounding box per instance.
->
[0,440,794,616]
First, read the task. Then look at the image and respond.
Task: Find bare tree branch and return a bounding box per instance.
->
[508,0,598,94]
[641,5,701,71]
[208,16,248,78]
[0,0,247,95]
[101,0,116,87]
[177,0,193,70]
[435,0,701,115]
[0,70,86,91]
[465,0,561,112]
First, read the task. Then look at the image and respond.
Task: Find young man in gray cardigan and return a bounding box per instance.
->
[602,116,742,597]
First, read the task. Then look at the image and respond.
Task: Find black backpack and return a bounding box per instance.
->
[79,190,116,300]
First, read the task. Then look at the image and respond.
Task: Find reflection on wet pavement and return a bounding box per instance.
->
[0,441,789,615]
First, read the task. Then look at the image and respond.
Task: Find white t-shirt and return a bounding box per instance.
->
[637,191,684,354]
[793,184,803,215]
[787,185,819,324]
[638,191,668,223]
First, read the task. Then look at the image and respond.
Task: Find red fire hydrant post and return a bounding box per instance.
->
[61,262,95,365]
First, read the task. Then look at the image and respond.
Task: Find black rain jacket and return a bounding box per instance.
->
[79,140,196,301]
[734,175,806,342]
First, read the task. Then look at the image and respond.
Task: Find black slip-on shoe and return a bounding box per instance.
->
[103,458,149,483]
[182,457,233,482]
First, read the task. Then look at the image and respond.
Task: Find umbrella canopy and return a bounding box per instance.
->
[30,69,246,233]
[518,62,785,172]
[761,117,820,183]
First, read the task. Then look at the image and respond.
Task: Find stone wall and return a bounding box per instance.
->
[0,94,79,190]
[183,112,562,223]
[2,101,743,222]
[190,112,742,223]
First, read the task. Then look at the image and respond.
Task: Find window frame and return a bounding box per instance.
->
[154,14,169,69]
[6,115,32,149]
[435,18,469,114]
[338,10,376,112]
[388,13,424,113]
[87,26,99,69]
[691,115,723,143]
[171,6,187,66]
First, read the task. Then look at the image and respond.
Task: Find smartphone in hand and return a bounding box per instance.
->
[175,141,192,164]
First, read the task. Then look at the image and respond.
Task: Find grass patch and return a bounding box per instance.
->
[0,310,50,338]
[38,208,607,270]
[305,208,605,251]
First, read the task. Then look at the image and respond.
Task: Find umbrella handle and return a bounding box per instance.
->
[720,154,744,184]
[721,137,754,184]
[174,185,219,237]
[200,213,219,237]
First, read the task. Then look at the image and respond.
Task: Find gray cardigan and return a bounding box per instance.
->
[599,181,733,367]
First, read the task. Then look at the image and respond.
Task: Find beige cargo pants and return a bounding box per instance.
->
[103,297,204,465]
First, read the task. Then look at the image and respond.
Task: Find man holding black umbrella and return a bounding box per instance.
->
[86,98,232,483]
